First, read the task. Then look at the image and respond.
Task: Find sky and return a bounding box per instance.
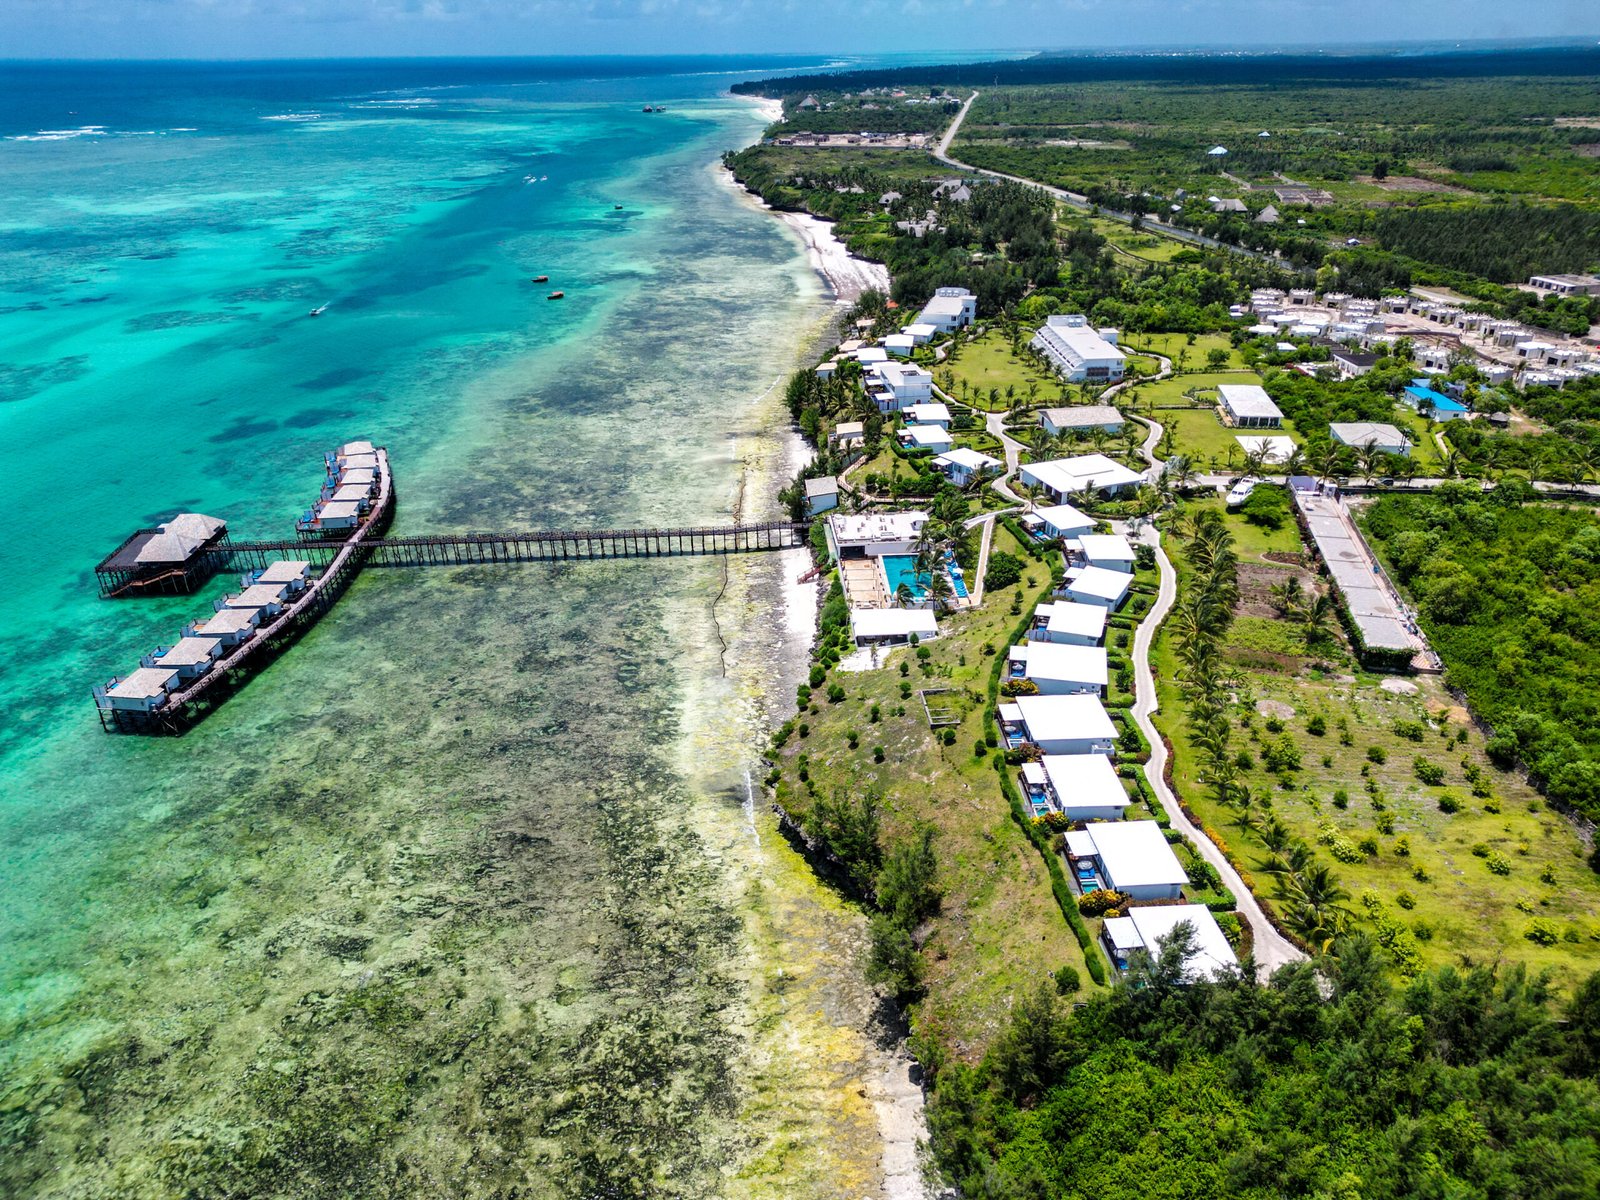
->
[0,0,1596,60]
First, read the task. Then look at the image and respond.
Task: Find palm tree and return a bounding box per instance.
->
[895,582,915,608]
[1275,864,1353,950]
[1258,819,1295,856]
[1241,443,1272,481]
[1315,444,1343,485]
[1268,576,1305,617]
[1280,446,1308,480]
[1356,442,1382,485]
[1300,591,1336,645]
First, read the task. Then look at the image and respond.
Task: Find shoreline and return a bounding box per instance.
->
[722,92,930,1198]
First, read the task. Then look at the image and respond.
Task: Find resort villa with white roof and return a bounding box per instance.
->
[1019,454,1144,502]
[899,424,953,453]
[1217,383,1284,429]
[1021,753,1132,821]
[849,607,938,646]
[998,693,1117,755]
[1065,820,1188,900]
[1007,640,1108,696]
[1040,405,1124,437]
[932,447,1001,486]
[917,286,977,333]
[1060,564,1133,610]
[1076,533,1136,573]
[1030,315,1127,383]
[905,402,951,428]
[1102,904,1239,979]
[1331,422,1411,456]
[1023,503,1097,541]
[1030,601,1107,646]
[825,510,927,559]
[868,361,934,412]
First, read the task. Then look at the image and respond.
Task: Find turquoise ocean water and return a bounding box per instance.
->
[0,58,931,1196]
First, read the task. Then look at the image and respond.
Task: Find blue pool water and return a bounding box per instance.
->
[880,554,930,599]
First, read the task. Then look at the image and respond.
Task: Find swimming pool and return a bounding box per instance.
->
[880,554,930,599]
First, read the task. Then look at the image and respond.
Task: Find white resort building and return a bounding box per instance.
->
[998,693,1117,755]
[916,287,977,333]
[1023,503,1097,541]
[1007,640,1108,696]
[868,362,934,412]
[1029,600,1107,647]
[825,510,928,559]
[1021,753,1133,821]
[1040,405,1125,437]
[932,447,1001,486]
[1030,316,1127,383]
[1102,904,1238,979]
[1018,454,1144,502]
[1217,384,1284,429]
[1064,820,1188,900]
[1060,565,1133,610]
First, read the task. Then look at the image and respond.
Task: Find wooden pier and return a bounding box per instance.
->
[219,520,808,570]
[93,450,808,735]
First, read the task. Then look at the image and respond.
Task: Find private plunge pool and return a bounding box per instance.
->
[880,553,968,600]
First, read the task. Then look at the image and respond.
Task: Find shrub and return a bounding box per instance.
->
[1332,789,1350,810]
[808,665,826,688]
[1367,746,1387,765]
[1396,891,1417,910]
[1437,793,1462,814]
[1414,757,1445,786]
[1485,852,1512,876]
[870,704,881,723]
[1265,716,1286,734]
[799,722,811,739]
[1235,750,1256,771]
[847,729,860,748]
[1307,715,1327,736]
[1394,835,1411,857]
[827,684,846,704]
[1412,865,1431,883]
[941,728,957,746]
[899,661,910,677]
[1392,719,1426,742]
[1330,838,1364,864]
[1471,843,1490,858]
[1358,835,1380,856]
[1375,812,1395,835]
[1525,919,1561,946]
[1078,888,1130,917]
[1540,865,1558,885]
[973,739,987,758]
[984,552,1025,591]
[1054,965,1081,995]
[1413,920,1434,941]
[1262,734,1301,774]
[873,745,885,763]
[900,681,913,699]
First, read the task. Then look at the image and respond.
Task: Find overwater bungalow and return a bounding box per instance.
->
[96,667,181,712]
[187,606,260,647]
[219,582,288,616]
[143,635,224,681]
[247,560,312,595]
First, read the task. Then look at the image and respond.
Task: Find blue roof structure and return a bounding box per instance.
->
[1404,384,1467,413]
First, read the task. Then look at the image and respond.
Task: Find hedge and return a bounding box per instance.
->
[998,759,1108,985]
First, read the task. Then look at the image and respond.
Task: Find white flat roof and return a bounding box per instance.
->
[1041,404,1123,428]
[1217,383,1284,421]
[850,607,938,639]
[804,476,840,498]
[339,439,375,455]
[340,454,379,470]
[1033,503,1096,534]
[1331,422,1407,446]
[1010,694,1116,743]
[1010,641,1108,687]
[256,560,311,583]
[1064,830,1099,858]
[1023,454,1144,495]
[1066,565,1134,603]
[317,500,362,520]
[901,425,952,448]
[935,447,1000,471]
[905,402,951,423]
[830,510,928,545]
[1127,904,1238,980]
[152,636,223,668]
[107,667,180,700]
[1085,820,1188,889]
[1103,916,1145,951]
[1035,600,1108,641]
[230,583,288,607]
[1078,533,1135,563]
[1041,754,1130,811]
[330,484,370,503]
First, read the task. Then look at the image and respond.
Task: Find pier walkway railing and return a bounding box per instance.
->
[220,521,808,569]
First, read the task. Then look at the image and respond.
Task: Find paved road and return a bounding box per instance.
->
[934,91,1274,263]
[1125,525,1306,978]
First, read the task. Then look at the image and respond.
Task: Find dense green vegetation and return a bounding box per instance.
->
[927,936,1600,1199]
[1365,484,1600,822]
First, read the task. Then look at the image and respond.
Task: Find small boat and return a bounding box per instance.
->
[642,105,654,113]
[308,303,329,317]
[613,204,624,211]
[547,291,564,300]
[533,275,549,283]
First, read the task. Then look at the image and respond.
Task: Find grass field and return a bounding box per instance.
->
[1120,332,1245,370]
[1122,371,1296,470]
[939,330,1059,411]
[1087,216,1189,264]
[769,526,1100,1054]
[1150,503,1600,991]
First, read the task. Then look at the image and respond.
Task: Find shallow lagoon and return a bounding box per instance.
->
[0,61,912,1197]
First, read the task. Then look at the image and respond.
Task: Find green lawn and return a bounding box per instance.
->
[1150,504,1600,991]
[1122,332,1246,370]
[1087,216,1189,264]
[1125,371,1299,472]
[939,330,1058,411]
[770,527,1102,1054]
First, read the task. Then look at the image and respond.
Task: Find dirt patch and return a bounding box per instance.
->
[1576,143,1600,158]
[1424,697,1472,724]
[1553,117,1600,129]
[1356,174,1471,194]
[1262,550,1305,566]
[1256,698,1296,720]
[1379,678,1419,696]
[1236,561,1311,618]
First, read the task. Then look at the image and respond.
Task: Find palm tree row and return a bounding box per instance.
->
[1171,511,1351,953]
